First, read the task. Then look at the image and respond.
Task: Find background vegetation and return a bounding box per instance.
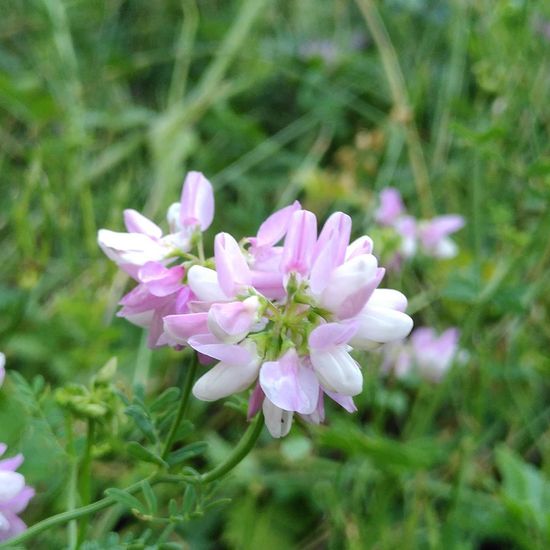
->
[1,0,549,548]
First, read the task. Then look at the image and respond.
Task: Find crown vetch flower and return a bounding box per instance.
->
[0,443,34,541]
[375,188,464,262]
[167,206,413,437]
[382,327,463,382]
[99,176,414,437]
[98,171,214,347]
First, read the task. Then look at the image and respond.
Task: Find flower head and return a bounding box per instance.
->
[98,171,214,347]
[166,206,413,437]
[0,443,34,542]
[375,188,464,263]
[382,327,463,382]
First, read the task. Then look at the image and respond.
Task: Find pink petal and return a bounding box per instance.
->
[346,236,374,260]
[325,390,357,413]
[420,215,465,248]
[281,210,317,276]
[314,212,351,266]
[163,312,209,344]
[254,201,301,247]
[247,383,265,420]
[214,233,251,298]
[250,270,285,300]
[309,321,358,350]
[123,209,162,239]
[259,349,319,415]
[179,171,214,230]
[138,262,184,297]
[0,454,23,472]
[375,188,405,226]
[188,334,253,366]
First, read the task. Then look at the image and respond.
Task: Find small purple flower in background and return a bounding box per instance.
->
[0,443,34,541]
[382,327,463,382]
[375,187,464,262]
[0,353,5,387]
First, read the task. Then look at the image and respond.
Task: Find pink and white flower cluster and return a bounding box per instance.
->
[375,188,465,261]
[381,327,463,382]
[98,172,414,437]
[0,355,34,541]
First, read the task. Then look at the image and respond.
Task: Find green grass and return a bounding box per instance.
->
[1,0,550,548]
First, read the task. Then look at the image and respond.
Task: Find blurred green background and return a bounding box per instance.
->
[1,0,550,548]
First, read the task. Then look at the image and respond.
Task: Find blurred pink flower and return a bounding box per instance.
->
[0,443,34,542]
[382,327,463,382]
[375,188,464,263]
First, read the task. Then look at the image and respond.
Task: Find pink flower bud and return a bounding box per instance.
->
[179,171,214,230]
[214,233,251,298]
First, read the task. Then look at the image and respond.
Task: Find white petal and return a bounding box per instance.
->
[368,289,408,312]
[97,230,167,265]
[319,254,378,313]
[0,471,25,502]
[351,306,413,347]
[310,346,363,396]
[192,357,261,401]
[262,399,293,438]
[187,266,228,303]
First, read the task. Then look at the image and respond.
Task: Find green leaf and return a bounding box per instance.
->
[125,405,157,443]
[181,485,196,514]
[167,442,208,467]
[105,488,145,513]
[149,387,181,413]
[168,498,179,517]
[141,480,158,515]
[126,441,167,467]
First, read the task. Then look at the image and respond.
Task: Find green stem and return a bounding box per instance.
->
[65,416,78,550]
[0,478,151,549]
[77,419,95,545]
[355,0,434,217]
[0,416,265,547]
[200,413,264,484]
[161,355,198,459]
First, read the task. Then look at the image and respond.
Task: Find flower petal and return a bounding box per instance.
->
[187,265,228,303]
[259,349,319,414]
[163,312,209,344]
[179,171,214,230]
[262,399,293,438]
[123,209,162,239]
[214,233,251,297]
[310,346,363,396]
